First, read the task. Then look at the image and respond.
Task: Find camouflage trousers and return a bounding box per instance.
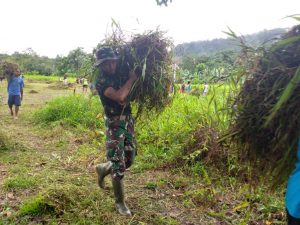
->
[105,115,136,180]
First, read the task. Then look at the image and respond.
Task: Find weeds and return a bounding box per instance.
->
[32,95,103,129]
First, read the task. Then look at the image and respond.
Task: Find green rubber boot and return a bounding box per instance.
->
[96,162,112,189]
[112,179,131,216]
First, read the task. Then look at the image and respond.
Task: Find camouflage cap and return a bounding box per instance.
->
[95,47,119,67]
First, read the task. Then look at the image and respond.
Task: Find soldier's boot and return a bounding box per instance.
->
[112,178,131,216]
[96,162,112,189]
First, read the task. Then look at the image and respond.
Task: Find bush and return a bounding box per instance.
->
[19,194,53,216]
[32,95,103,129]
[135,89,228,169]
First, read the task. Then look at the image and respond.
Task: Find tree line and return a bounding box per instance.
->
[0,47,93,77]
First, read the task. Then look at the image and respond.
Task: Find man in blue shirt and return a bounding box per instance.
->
[7,69,24,119]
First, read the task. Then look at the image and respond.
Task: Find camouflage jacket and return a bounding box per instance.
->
[96,71,131,117]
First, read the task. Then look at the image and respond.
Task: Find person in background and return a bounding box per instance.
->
[82,77,88,93]
[186,80,191,93]
[63,73,68,86]
[94,46,137,216]
[89,82,97,95]
[7,68,24,120]
[179,81,185,93]
[203,82,209,95]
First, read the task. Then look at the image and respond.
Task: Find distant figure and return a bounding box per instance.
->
[169,83,174,94]
[7,68,24,120]
[203,83,209,95]
[63,74,68,86]
[82,78,88,93]
[179,82,185,93]
[89,82,97,95]
[186,80,191,93]
[0,76,4,83]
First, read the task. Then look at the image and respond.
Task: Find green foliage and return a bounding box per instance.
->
[0,47,92,77]
[153,216,178,225]
[178,51,235,83]
[0,49,54,75]
[32,95,103,129]
[229,24,300,185]
[19,195,53,216]
[135,87,229,169]
[4,175,37,191]
[265,67,300,125]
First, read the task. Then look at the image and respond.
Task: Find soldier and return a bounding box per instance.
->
[94,47,137,216]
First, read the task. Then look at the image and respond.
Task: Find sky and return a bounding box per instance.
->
[0,0,299,58]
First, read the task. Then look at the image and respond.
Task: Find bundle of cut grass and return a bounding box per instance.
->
[0,61,20,81]
[96,29,174,117]
[230,24,300,184]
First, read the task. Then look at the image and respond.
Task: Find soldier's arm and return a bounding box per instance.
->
[104,71,137,104]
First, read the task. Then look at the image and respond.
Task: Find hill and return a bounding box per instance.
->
[175,28,287,57]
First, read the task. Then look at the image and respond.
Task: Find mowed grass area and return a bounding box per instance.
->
[24,74,76,83]
[0,78,286,224]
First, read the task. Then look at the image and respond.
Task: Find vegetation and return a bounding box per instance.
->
[0,47,92,77]
[97,29,174,116]
[32,95,103,129]
[229,24,300,186]
[175,28,286,57]
[0,80,287,224]
[0,16,299,224]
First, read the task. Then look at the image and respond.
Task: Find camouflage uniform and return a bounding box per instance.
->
[96,70,136,180]
[105,115,136,180]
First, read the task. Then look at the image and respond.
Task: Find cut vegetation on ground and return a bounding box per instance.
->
[0,77,287,225]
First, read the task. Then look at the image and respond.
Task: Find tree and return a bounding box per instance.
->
[156,0,172,6]
[66,47,87,74]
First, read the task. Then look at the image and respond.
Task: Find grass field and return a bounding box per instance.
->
[24,74,76,83]
[0,79,286,224]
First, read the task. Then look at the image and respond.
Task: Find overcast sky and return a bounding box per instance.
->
[0,0,299,58]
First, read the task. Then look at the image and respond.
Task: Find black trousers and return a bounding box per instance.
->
[287,210,300,225]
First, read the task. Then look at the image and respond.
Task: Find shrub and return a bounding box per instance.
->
[32,95,103,129]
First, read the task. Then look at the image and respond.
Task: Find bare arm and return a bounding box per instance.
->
[104,70,137,104]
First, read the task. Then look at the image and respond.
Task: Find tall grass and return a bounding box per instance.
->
[135,85,231,168]
[31,83,233,170]
[32,95,103,129]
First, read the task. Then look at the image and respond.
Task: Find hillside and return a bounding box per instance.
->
[175,28,287,57]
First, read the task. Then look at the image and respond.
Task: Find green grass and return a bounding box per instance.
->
[135,86,230,170]
[19,194,52,216]
[0,80,288,224]
[3,175,38,191]
[32,95,103,129]
[24,74,76,83]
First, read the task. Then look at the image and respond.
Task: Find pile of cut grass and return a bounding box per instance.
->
[96,29,174,117]
[230,24,300,184]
